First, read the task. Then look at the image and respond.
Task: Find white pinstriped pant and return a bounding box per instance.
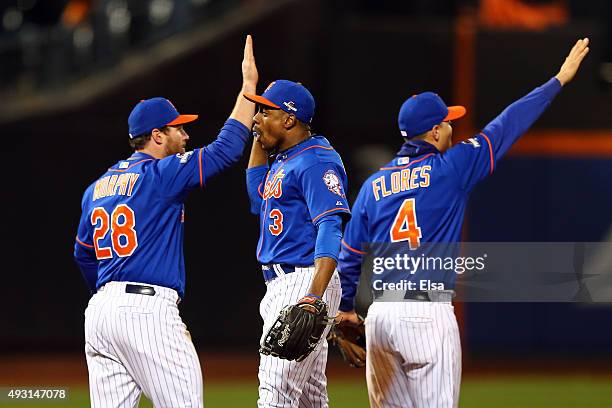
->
[258,268,342,408]
[365,301,461,408]
[84,281,203,408]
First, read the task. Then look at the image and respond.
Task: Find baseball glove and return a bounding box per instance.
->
[260,296,332,362]
[327,316,366,368]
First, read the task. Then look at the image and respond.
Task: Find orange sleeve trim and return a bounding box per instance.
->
[108,159,153,172]
[76,236,94,249]
[479,132,494,174]
[312,207,350,223]
[342,239,365,255]
[380,153,435,170]
[198,148,204,188]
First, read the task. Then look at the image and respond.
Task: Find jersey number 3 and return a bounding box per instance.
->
[91,204,138,259]
[390,198,422,249]
[269,209,284,236]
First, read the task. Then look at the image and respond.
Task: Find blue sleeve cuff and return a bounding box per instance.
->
[74,243,98,293]
[246,165,268,215]
[546,77,563,95]
[339,297,356,312]
[314,252,339,262]
[223,118,251,140]
[246,164,268,176]
[338,244,364,312]
[314,215,343,262]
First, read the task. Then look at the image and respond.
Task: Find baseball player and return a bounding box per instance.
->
[244,80,351,407]
[73,35,258,407]
[337,38,590,407]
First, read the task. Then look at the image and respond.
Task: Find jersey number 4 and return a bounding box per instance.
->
[91,204,138,259]
[390,198,422,249]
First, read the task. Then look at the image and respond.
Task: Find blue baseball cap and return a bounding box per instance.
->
[128,97,198,138]
[244,80,315,124]
[398,92,466,138]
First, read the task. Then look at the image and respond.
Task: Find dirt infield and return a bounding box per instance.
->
[1,352,610,387]
[0,352,363,386]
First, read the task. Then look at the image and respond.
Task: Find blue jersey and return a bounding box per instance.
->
[74,119,250,298]
[246,136,351,266]
[338,78,562,311]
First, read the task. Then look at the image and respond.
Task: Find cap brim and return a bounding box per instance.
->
[444,106,467,121]
[167,114,198,126]
[243,93,280,109]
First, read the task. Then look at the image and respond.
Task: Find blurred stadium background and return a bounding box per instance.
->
[0,0,611,406]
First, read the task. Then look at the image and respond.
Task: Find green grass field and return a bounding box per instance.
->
[4,376,612,407]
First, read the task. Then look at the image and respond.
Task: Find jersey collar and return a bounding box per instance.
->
[397,140,440,158]
[129,151,155,160]
[274,135,315,161]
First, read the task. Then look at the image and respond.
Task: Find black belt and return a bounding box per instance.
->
[125,284,156,296]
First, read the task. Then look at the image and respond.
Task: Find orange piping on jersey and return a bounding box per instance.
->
[108,159,154,172]
[379,153,435,171]
[312,207,350,224]
[257,170,273,260]
[256,145,337,259]
[480,132,494,174]
[198,148,204,188]
[342,239,365,255]
[257,182,264,198]
[272,145,336,178]
[286,145,333,162]
[76,236,94,248]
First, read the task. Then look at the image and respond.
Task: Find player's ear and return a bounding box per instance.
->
[283,114,297,130]
[431,124,441,141]
[151,128,164,145]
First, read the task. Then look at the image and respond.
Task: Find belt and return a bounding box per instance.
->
[404,290,431,301]
[125,284,156,296]
[261,264,313,282]
[373,290,454,302]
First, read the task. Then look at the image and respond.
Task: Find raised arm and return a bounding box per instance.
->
[555,37,590,86]
[484,37,590,161]
[199,35,259,182]
[230,35,258,128]
[445,38,590,191]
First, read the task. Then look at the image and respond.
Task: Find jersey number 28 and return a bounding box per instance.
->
[91,204,138,259]
[390,198,422,249]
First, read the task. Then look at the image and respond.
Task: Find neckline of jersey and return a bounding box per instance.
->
[131,151,155,160]
[275,135,319,159]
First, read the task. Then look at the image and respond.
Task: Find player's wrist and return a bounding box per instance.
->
[241,82,257,94]
[554,73,567,86]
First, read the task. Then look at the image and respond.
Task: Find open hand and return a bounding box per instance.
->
[242,35,258,90]
[555,38,589,86]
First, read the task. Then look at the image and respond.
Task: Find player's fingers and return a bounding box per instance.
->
[577,46,590,62]
[244,35,253,61]
[569,39,582,55]
[576,38,589,54]
[571,41,589,62]
[570,38,588,58]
